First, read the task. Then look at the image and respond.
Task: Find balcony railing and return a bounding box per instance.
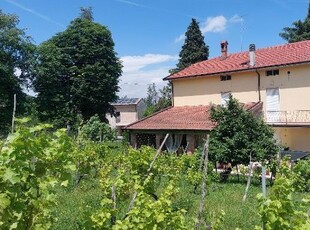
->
[265,110,310,125]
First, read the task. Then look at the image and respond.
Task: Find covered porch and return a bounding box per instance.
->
[124,105,215,154]
[124,102,262,154]
[273,126,310,152]
[129,131,208,154]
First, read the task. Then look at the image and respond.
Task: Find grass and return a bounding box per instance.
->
[51,179,102,230]
[52,175,264,229]
[204,183,261,229]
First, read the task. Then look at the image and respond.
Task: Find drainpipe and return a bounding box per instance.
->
[256,69,261,102]
[170,81,174,106]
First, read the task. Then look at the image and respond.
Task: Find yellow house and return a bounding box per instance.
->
[126,40,310,152]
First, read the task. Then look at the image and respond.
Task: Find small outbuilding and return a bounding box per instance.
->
[107,98,146,136]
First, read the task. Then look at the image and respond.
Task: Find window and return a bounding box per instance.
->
[266,69,279,76]
[221,92,231,105]
[220,75,232,81]
[266,88,280,122]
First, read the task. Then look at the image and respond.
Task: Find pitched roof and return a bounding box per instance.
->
[125,102,262,131]
[112,98,141,106]
[165,40,310,80]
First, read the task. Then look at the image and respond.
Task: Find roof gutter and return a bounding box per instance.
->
[164,60,310,81]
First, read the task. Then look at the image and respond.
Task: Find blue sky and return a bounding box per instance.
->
[1,0,309,97]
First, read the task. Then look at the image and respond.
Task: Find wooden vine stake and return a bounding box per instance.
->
[195,135,209,230]
[242,153,253,202]
[111,185,117,225]
[11,94,16,133]
[127,133,170,213]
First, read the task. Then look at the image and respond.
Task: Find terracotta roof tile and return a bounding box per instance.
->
[125,102,261,131]
[166,40,310,80]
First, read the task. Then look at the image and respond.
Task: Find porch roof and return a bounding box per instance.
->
[124,102,262,131]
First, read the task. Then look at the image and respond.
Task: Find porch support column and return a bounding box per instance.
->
[156,134,164,149]
[186,134,195,154]
[130,133,137,149]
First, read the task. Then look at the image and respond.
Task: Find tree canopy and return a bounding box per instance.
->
[209,96,278,167]
[171,18,209,73]
[34,11,122,127]
[143,83,172,117]
[0,10,35,135]
[279,1,310,42]
[79,7,94,21]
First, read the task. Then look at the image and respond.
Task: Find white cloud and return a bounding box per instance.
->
[229,14,244,23]
[175,34,185,43]
[14,68,21,77]
[201,16,227,34]
[175,14,244,43]
[119,54,177,98]
[121,54,177,72]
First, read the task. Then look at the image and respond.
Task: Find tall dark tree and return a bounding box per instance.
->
[0,10,35,135]
[171,18,209,73]
[280,1,310,42]
[34,9,122,127]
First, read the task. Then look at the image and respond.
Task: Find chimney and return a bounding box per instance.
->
[249,44,256,67]
[220,40,228,59]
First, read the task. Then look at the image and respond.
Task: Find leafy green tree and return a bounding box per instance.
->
[143,83,172,117]
[79,114,116,142]
[0,10,35,135]
[34,9,122,127]
[171,18,209,73]
[157,83,172,108]
[209,96,278,168]
[279,1,310,42]
[144,83,158,107]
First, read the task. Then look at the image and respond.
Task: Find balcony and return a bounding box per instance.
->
[265,110,310,125]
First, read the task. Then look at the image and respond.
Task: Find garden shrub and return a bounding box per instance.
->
[255,160,310,230]
[293,157,310,192]
[79,114,116,142]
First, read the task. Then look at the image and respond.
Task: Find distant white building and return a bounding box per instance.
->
[107,98,146,135]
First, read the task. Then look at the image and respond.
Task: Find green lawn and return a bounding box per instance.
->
[52,177,263,230]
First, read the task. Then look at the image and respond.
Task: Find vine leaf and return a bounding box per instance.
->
[0,193,10,209]
[3,168,20,184]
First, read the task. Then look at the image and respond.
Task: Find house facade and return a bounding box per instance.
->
[126,40,310,152]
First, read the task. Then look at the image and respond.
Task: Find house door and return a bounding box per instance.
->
[266,88,280,122]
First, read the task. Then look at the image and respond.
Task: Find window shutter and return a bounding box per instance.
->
[266,88,280,111]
